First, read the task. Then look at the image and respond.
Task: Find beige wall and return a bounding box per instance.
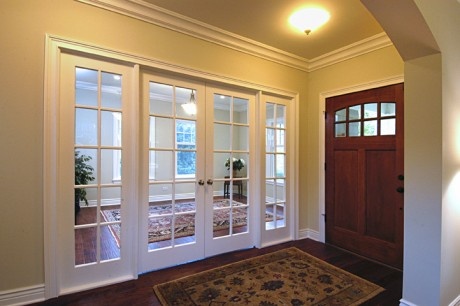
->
[0,0,405,296]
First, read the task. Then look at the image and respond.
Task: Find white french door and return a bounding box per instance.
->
[51,48,294,295]
[56,53,136,294]
[139,72,256,272]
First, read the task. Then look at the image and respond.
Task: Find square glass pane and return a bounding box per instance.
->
[101,72,122,109]
[75,108,98,146]
[214,123,231,150]
[149,82,173,116]
[176,150,196,177]
[101,149,121,184]
[233,97,248,124]
[364,120,378,136]
[335,123,346,137]
[213,208,230,237]
[266,103,275,126]
[101,111,122,147]
[275,204,286,228]
[364,103,378,118]
[381,102,396,117]
[75,188,97,225]
[149,184,172,202]
[276,179,286,202]
[276,104,286,128]
[75,149,97,184]
[101,204,121,224]
[265,180,275,203]
[232,153,248,178]
[214,94,231,122]
[149,117,173,149]
[174,183,196,202]
[381,118,396,135]
[214,152,231,179]
[349,105,361,120]
[150,150,173,180]
[75,67,98,107]
[233,206,248,233]
[335,108,346,122]
[265,204,275,230]
[275,154,285,178]
[176,120,196,149]
[149,216,172,242]
[101,187,122,206]
[349,122,361,137]
[232,125,248,151]
[75,227,97,265]
[100,224,121,260]
[276,129,285,153]
[266,128,275,152]
[176,87,196,119]
[266,154,275,178]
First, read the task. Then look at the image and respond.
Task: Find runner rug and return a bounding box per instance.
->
[153,247,384,305]
[101,199,275,243]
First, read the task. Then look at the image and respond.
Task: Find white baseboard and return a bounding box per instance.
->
[449,294,460,306]
[298,228,320,241]
[0,285,45,306]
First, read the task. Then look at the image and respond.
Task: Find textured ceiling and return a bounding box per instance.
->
[142,0,384,60]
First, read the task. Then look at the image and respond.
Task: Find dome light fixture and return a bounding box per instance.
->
[289,7,330,35]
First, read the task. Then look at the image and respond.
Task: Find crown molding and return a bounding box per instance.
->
[77,0,392,72]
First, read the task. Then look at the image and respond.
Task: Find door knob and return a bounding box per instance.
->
[198,179,205,186]
[398,175,404,181]
[207,179,213,185]
[396,187,404,193]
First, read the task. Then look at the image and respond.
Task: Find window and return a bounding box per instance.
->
[176,120,196,178]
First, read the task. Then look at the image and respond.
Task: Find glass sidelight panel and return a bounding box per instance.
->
[74,67,123,266]
[265,102,286,231]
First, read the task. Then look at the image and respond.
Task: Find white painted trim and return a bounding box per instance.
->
[307,33,393,72]
[76,0,392,72]
[44,33,299,300]
[449,295,460,306]
[318,75,404,243]
[0,285,45,306]
[399,299,419,306]
[298,228,320,241]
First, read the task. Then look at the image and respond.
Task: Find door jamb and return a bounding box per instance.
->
[318,75,404,242]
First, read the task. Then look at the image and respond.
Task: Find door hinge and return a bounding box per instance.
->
[324,111,327,119]
[324,162,327,171]
[323,213,327,223]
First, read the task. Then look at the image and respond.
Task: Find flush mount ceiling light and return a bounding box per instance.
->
[182,89,197,115]
[289,7,330,35]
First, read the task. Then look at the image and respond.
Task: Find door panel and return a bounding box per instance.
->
[325,83,404,269]
[205,87,255,257]
[139,73,205,273]
[58,53,135,294]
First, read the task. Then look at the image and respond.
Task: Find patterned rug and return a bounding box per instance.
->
[153,247,384,305]
[101,199,274,243]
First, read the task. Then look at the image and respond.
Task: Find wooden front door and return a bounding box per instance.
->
[325,83,404,269]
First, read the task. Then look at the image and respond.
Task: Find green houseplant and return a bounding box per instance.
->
[75,151,95,215]
[225,157,245,172]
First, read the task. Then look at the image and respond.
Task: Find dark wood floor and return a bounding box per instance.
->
[31,238,402,306]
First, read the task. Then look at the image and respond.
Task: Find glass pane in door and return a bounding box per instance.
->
[212,93,249,238]
[265,103,286,230]
[74,68,123,266]
[147,81,198,251]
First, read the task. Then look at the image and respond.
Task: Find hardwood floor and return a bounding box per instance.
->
[31,238,402,306]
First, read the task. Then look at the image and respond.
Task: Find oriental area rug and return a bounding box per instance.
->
[101,199,276,244]
[153,247,384,306]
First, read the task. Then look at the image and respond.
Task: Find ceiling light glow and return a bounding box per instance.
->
[289,8,330,35]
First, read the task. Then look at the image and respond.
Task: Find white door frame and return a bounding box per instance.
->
[317,75,404,243]
[44,34,298,299]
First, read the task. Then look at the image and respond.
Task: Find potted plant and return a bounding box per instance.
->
[225,157,245,176]
[75,151,95,216]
